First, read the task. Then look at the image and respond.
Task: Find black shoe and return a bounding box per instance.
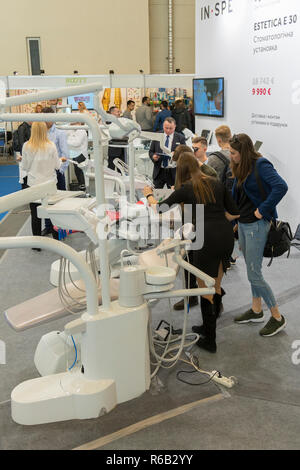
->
[196,336,217,353]
[230,256,237,265]
[41,228,52,236]
[173,296,199,311]
[31,248,41,252]
[192,324,205,335]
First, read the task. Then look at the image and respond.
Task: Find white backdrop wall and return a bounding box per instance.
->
[195,0,300,229]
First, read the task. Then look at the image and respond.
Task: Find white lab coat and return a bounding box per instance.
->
[67,129,88,159]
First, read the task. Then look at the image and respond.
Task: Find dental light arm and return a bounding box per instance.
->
[0,83,103,110]
[93,93,141,139]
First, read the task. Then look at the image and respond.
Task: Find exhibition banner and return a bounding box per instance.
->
[195,0,300,227]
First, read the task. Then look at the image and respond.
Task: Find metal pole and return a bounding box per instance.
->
[168,0,174,74]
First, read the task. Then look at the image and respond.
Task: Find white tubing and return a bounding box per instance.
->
[0,237,99,317]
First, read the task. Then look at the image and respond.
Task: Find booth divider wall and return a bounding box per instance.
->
[195,0,300,230]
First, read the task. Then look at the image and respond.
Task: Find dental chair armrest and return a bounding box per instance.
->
[174,253,215,288]
[144,287,215,300]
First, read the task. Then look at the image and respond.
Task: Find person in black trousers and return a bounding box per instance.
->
[106,106,128,171]
[149,117,185,188]
[21,122,67,247]
[144,152,240,353]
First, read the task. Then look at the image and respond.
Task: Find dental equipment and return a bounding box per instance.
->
[0,84,218,426]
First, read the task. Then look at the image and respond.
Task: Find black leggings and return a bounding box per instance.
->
[29,203,58,239]
[73,154,86,186]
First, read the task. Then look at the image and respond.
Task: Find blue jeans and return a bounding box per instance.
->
[238,219,277,309]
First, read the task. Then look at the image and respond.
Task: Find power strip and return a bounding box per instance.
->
[154,328,169,340]
[211,370,236,388]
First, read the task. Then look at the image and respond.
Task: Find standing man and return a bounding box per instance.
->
[107,106,128,170]
[192,136,209,165]
[207,125,232,181]
[122,100,135,120]
[153,100,171,132]
[135,96,153,131]
[42,107,69,190]
[192,136,217,177]
[149,117,185,188]
[67,123,88,190]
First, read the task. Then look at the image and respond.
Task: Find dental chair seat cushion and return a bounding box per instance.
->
[4,278,120,332]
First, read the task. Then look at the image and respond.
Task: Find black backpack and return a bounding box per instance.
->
[12,129,20,152]
[208,151,233,190]
[263,220,293,266]
[255,165,292,266]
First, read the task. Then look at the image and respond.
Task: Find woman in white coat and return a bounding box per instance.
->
[21,122,66,246]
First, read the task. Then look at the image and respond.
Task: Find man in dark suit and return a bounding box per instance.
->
[149,117,186,188]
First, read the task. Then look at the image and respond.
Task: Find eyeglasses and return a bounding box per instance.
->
[192,147,200,152]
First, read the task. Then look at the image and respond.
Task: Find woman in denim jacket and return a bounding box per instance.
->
[230,133,288,337]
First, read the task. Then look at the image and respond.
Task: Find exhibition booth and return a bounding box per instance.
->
[0,0,299,441]
[195,0,300,230]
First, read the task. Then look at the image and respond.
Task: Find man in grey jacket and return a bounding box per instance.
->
[135,96,153,131]
[207,125,232,181]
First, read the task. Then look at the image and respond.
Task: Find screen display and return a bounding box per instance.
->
[193,78,224,117]
[67,93,94,110]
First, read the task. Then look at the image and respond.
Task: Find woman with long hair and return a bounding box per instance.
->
[229,133,288,336]
[144,152,239,353]
[171,144,217,312]
[21,122,66,247]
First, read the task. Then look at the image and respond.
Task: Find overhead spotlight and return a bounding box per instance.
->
[40,69,45,75]
[109,70,115,74]
[13,71,18,76]
[73,70,79,74]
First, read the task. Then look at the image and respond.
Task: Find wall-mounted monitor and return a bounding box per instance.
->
[193,77,224,117]
[67,93,94,110]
